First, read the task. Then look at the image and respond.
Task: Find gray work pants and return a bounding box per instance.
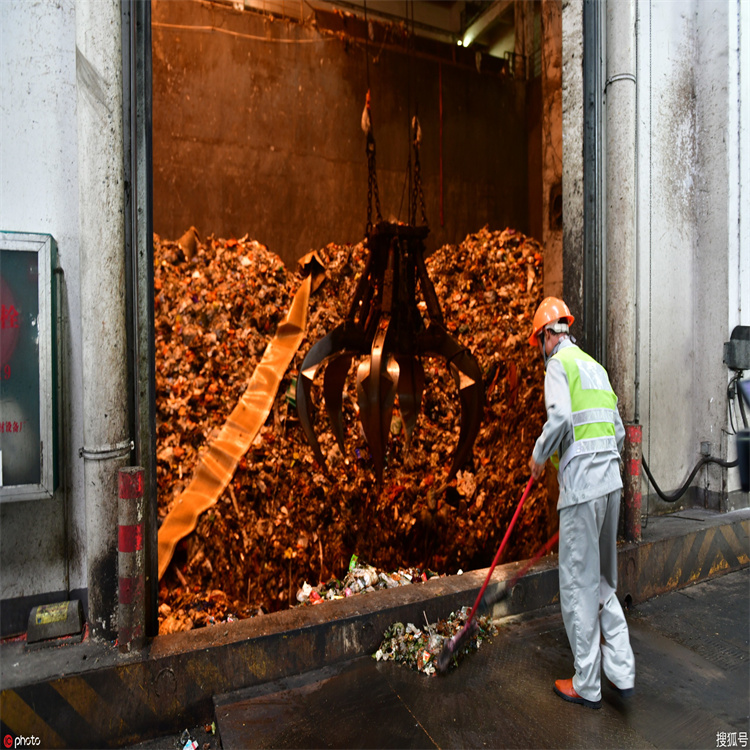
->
[558,490,636,701]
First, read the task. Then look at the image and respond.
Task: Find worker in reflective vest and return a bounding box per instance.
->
[528,297,635,709]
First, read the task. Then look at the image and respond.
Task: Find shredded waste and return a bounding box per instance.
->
[155,226,549,634]
[295,553,440,604]
[374,609,499,677]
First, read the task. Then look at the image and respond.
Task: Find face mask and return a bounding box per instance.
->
[542,338,553,369]
[541,332,571,369]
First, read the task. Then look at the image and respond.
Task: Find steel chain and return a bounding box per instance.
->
[411,140,428,227]
[366,135,382,234]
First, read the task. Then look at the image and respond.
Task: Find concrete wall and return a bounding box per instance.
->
[733,0,750,327]
[1,0,131,639]
[636,0,698,498]
[0,0,87,628]
[693,0,733,497]
[635,0,749,503]
[151,0,530,266]
[561,0,749,504]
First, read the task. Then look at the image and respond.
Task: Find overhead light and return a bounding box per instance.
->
[457,39,463,46]
[462,1,508,49]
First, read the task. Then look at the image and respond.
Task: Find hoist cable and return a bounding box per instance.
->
[363,1,382,233]
[364,0,370,92]
[397,0,414,224]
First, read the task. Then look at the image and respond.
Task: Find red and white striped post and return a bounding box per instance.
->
[118,466,145,652]
[623,424,643,543]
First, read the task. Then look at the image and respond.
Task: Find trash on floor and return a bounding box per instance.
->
[374,606,498,676]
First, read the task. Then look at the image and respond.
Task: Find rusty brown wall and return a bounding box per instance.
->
[151,0,530,267]
[540,0,562,299]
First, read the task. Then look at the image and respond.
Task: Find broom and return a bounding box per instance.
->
[436,476,556,673]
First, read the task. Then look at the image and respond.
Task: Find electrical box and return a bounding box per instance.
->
[0,232,59,501]
[724,325,750,372]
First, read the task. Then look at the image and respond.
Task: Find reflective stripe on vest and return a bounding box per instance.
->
[552,345,618,475]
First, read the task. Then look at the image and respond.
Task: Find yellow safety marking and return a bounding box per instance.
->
[686,527,717,584]
[708,550,731,577]
[721,523,750,563]
[50,676,123,738]
[158,267,316,579]
[182,656,228,696]
[0,690,66,748]
[666,570,682,590]
[664,542,684,590]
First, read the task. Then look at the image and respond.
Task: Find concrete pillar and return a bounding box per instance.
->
[604,0,637,423]
[76,0,130,640]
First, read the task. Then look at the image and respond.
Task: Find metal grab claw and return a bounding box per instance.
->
[296,221,484,484]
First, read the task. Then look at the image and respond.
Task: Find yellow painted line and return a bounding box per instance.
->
[0,690,66,748]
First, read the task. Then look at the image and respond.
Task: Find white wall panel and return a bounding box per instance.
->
[637,0,697,494]
[0,0,86,598]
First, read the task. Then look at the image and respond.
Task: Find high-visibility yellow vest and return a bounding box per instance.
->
[551,345,618,474]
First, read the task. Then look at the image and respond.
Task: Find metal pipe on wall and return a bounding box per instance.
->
[76,0,131,640]
[604,0,640,540]
[582,0,605,364]
[604,0,637,424]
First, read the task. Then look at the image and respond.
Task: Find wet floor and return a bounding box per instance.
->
[213,568,749,750]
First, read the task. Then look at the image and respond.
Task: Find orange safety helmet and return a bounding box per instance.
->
[528,297,575,347]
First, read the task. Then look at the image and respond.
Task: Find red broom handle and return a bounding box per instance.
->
[466,475,534,623]
[504,529,560,592]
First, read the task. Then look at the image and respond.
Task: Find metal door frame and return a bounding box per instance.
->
[122,0,157,636]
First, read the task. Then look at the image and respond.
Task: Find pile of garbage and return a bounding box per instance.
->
[374,608,498,676]
[155,226,550,634]
[295,554,440,605]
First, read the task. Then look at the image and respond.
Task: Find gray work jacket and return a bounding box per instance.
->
[531,338,625,510]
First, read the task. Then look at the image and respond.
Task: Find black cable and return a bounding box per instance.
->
[736,372,748,428]
[726,371,747,435]
[728,377,738,434]
[642,454,738,504]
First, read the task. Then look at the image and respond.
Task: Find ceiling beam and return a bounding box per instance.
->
[462,0,513,47]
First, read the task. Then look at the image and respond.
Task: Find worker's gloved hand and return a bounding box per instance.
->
[529,456,544,480]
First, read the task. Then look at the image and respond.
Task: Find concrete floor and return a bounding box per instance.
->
[209,568,749,750]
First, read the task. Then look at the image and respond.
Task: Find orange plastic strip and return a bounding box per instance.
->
[157,272,313,580]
